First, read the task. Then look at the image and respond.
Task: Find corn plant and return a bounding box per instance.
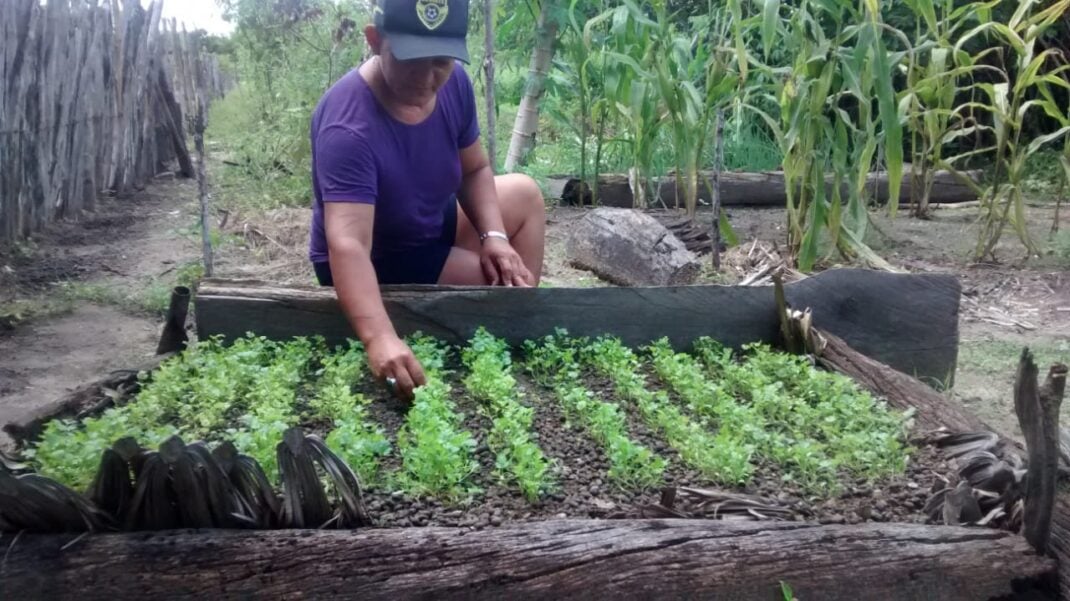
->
[649,5,741,219]
[900,0,1001,217]
[953,0,1070,260]
[585,0,665,208]
[746,0,907,271]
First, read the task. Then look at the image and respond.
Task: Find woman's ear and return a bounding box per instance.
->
[364,25,382,55]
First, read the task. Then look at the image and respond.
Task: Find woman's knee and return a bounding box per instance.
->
[497,173,544,216]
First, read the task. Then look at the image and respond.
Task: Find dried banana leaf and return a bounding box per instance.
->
[277,428,334,528]
[932,431,1000,459]
[214,442,281,529]
[0,471,111,532]
[126,452,180,531]
[677,487,794,520]
[88,448,134,522]
[303,434,371,528]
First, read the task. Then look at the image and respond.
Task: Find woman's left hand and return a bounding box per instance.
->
[480,238,533,287]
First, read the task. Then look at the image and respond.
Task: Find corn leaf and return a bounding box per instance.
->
[761,0,780,59]
[871,25,903,217]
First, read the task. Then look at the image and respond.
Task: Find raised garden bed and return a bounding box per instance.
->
[2,270,1065,600]
[23,330,933,528]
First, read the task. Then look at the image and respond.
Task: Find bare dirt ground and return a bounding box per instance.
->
[1,174,1068,449]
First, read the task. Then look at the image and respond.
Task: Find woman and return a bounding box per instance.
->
[309,0,545,400]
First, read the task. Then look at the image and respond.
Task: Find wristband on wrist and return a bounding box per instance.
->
[479,230,509,244]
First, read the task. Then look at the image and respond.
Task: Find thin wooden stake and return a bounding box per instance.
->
[194,101,213,277]
[482,0,497,173]
[710,109,725,271]
[1014,348,1067,554]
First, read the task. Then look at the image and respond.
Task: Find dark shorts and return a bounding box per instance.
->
[314,200,457,286]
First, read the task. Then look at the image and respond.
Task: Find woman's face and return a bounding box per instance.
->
[375,35,454,108]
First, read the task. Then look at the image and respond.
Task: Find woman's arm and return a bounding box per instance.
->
[456,142,532,286]
[325,202,426,399]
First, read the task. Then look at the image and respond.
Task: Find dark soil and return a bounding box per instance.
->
[347,365,947,529]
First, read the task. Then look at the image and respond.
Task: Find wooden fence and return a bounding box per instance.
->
[0,0,229,246]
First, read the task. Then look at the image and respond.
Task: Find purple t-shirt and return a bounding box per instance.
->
[308,64,480,263]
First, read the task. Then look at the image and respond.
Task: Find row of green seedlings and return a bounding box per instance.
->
[461,328,553,501]
[649,338,910,493]
[393,335,481,501]
[29,334,289,490]
[524,331,666,489]
[30,335,390,492]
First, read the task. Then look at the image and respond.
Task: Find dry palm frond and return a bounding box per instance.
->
[677,487,794,521]
[0,450,30,473]
[0,470,112,532]
[277,428,371,529]
[932,431,1001,459]
[924,430,1027,530]
[88,448,135,522]
[214,441,281,529]
[126,436,253,531]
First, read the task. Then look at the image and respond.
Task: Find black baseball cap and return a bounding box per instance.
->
[374,0,470,63]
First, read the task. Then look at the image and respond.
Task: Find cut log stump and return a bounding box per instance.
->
[0,520,1055,600]
[565,208,700,286]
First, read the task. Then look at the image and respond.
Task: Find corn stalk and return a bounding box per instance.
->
[952,0,1070,261]
[650,5,739,220]
[747,0,906,272]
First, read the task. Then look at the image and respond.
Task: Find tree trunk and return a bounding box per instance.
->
[565,208,700,286]
[1014,353,1067,553]
[0,520,1055,600]
[556,168,982,208]
[503,0,557,172]
[482,0,497,171]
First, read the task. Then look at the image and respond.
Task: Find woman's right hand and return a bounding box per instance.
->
[365,333,427,401]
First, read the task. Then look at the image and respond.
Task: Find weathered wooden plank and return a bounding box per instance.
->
[0,520,1054,600]
[196,269,961,384]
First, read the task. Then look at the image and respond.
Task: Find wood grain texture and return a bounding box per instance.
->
[565,208,701,286]
[0,520,1054,600]
[196,268,961,385]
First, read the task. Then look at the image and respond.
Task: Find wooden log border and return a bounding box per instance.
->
[195,268,961,386]
[0,520,1054,601]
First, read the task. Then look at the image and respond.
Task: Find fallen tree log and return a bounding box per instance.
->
[0,519,1054,600]
[195,269,960,385]
[555,168,981,208]
[1,354,168,449]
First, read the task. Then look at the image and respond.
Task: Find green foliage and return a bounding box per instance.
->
[209,0,369,210]
[462,328,553,501]
[525,331,666,489]
[650,338,910,493]
[28,410,179,492]
[395,378,480,501]
[395,335,480,501]
[311,340,392,487]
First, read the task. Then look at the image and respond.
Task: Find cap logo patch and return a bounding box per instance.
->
[416,0,448,30]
